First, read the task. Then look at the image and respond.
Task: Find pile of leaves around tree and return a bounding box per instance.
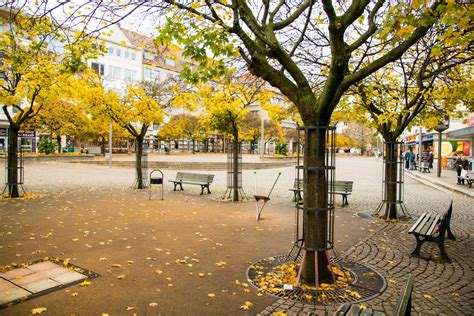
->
[253,260,362,303]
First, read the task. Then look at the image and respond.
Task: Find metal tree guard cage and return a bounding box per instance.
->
[372,141,410,220]
[223,140,247,200]
[2,144,27,198]
[132,141,149,189]
[286,125,337,285]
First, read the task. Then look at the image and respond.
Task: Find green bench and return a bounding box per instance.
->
[290,179,354,206]
[169,172,214,195]
[409,200,455,263]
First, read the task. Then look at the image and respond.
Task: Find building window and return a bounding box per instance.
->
[91,62,105,76]
[165,58,176,67]
[108,65,122,79]
[124,69,137,81]
[109,47,114,55]
[131,52,136,60]
[144,51,155,60]
[116,48,121,57]
[124,51,130,59]
[144,67,160,81]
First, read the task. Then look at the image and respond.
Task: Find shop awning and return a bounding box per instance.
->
[446,126,474,139]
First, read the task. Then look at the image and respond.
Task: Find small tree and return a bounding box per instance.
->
[193,79,273,201]
[0,7,100,197]
[86,80,163,189]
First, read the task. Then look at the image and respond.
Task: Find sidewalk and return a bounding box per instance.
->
[405,166,474,198]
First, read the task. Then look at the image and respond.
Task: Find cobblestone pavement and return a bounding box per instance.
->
[256,158,474,315]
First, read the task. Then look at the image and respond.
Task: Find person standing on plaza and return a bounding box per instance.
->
[408,151,416,170]
[454,154,464,184]
[404,151,410,169]
[427,151,434,169]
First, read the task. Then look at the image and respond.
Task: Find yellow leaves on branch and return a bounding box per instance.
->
[396,25,415,38]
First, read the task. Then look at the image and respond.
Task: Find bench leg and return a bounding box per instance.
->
[173,183,178,191]
[206,185,211,194]
[200,186,204,195]
[342,194,348,206]
[437,240,452,263]
[411,235,424,257]
[179,183,183,190]
[446,226,456,241]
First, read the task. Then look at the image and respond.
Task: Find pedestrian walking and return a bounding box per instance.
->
[427,151,434,169]
[408,151,415,170]
[454,154,464,184]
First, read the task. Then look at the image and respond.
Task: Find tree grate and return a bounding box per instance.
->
[246,255,386,305]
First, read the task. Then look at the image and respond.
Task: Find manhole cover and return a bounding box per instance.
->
[247,255,386,305]
[0,257,99,309]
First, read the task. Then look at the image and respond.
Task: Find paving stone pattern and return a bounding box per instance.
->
[0,261,87,306]
[258,211,473,315]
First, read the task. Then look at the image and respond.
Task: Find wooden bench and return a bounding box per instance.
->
[335,274,414,316]
[419,162,430,173]
[290,179,353,206]
[408,200,455,263]
[169,172,214,195]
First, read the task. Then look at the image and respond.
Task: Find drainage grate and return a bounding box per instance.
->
[0,257,99,309]
[247,255,386,305]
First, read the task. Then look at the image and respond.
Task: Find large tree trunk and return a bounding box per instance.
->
[232,131,239,202]
[192,139,196,154]
[384,141,398,219]
[301,126,331,284]
[135,137,145,189]
[7,125,20,198]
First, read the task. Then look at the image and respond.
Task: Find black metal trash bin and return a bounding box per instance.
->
[149,169,164,200]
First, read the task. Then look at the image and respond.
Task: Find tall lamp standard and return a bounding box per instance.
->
[435,115,450,177]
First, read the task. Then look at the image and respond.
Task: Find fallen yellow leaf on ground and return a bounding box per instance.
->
[79,280,91,287]
[31,307,47,314]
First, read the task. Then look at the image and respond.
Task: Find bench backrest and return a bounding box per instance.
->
[333,181,353,193]
[394,274,414,316]
[438,200,453,237]
[176,172,214,183]
[293,179,353,192]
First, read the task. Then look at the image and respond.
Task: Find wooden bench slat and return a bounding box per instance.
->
[393,274,414,316]
[425,214,441,236]
[418,215,438,236]
[347,303,362,315]
[408,212,427,234]
[413,214,432,234]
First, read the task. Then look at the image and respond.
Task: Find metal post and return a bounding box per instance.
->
[418,126,422,170]
[260,115,264,159]
[437,131,442,177]
[108,123,112,168]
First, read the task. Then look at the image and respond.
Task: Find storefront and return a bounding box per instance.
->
[0,128,37,152]
[446,126,474,157]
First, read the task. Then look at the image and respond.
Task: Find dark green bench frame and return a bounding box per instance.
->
[290,179,353,205]
[408,200,455,263]
[169,172,214,195]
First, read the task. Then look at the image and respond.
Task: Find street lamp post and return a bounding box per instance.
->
[435,115,450,178]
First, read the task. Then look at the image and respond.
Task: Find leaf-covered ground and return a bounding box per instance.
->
[0,187,372,315]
